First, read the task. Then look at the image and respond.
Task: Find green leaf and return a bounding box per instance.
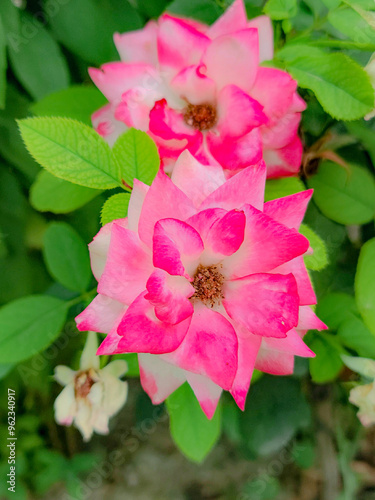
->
[135,0,171,18]
[328,6,375,45]
[30,86,107,126]
[307,333,344,383]
[101,193,131,225]
[43,222,91,292]
[239,377,310,456]
[345,120,375,166]
[47,0,142,65]
[167,0,223,23]
[279,49,374,120]
[0,363,13,379]
[166,383,222,463]
[8,12,70,101]
[30,170,102,214]
[0,295,68,363]
[18,117,120,189]
[264,177,305,201]
[307,161,375,225]
[338,315,375,358]
[264,0,297,20]
[300,224,329,271]
[0,14,7,109]
[316,292,359,330]
[355,238,375,335]
[341,354,375,379]
[112,129,160,188]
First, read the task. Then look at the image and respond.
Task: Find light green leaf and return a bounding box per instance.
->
[0,295,68,363]
[279,49,374,120]
[30,86,107,126]
[166,383,222,463]
[18,117,120,189]
[341,355,375,379]
[307,161,375,225]
[328,6,375,45]
[0,14,7,109]
[264,0,297,20]
[338,316,375,358]
[8,12,70,101]
[30,170,102,214]
[355,238,375,335]
[316,292,359,330]
[308,333,345,383]
[264,177,305,201]
[47,0,142,65]
[0,363,13,379]
[345,120,375,166]
[43,222,91,292]
[101,193,131,225]
[300,224,329,271]
[112,128,160,188]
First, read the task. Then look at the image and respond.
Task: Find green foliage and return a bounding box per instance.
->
[0,295,68,364]
[239,376,311,456]
[43,222,92,292]
[112,129,160,188]
[166,383,222,463]
[31,86,107,126]
[8,12,70,101]
[355,238,375,335]
[316,292,358,330]
[264,0,297,20]
[307,161,375,225]
[264,176,305,201]
[307,333,345,383]
[300,224,329,271]
[278,47,374,120]
[0,14,7,109]
[328,4,375,45]
[101,193,131,225]
[30,171,102,214]
[338,316,375,358]
[18,117,120,189]
[167,0,223,23]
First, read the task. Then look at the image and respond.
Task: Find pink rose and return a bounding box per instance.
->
[76,152,325,418]
[90,0,305,178]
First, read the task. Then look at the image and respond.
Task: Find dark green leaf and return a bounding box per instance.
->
[316,292,358,330]
[167,0,223,23]
[338,315,375,358]
[355,238,375,335]
[307,333,345,383]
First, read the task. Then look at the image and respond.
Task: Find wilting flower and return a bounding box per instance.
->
[54,332,128,441]
[343,355,375,427]
[90,0,305,178]
[76,152,325,418]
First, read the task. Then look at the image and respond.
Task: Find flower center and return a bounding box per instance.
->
[183,103,217,131]
[74,370,95,399]
[192,264,225,307]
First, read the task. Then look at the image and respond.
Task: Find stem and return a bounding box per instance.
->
[65,288,97,309]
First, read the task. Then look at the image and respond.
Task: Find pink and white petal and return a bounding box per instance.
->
[117,292,191,353]
[289,91,307,113]
[145,269,194,324]
[89,63,156,103]
[264,135,304,179]
[207,127,263,171]
[153,218,204,277]
[261,113,302,150]
[171,150,226,208]
[54,384,76,426]
[97,330,124,356]
[157,14,210,78]
[206,209,246,256]
[208,0,247,38]
[138,353,186,404]
[97,223,153,304]
[223,273,300,338]
[297,306,328,333]
[186,208,227,243]
[216,84,267,138]
[201,160,266,211]
[272,256,316,306]
[138,170,197,247]
[264,190,313,229]
[262,328,315,357]
[247,15,274,62]
[202,29,259,92]
[114,90,152,131]
[92,104,128,147]
[88,218,127,282]
[76,294,127,333]
[162,304,238,390]
[149,99,198,140]
[223,204,310,278]
[127,179,149,232]
[114,21,158,65]
[255,347,295,375]
[186,372,222,419]
[250,67,296,119]
[230,328,261,410]
[170,64,217,105]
